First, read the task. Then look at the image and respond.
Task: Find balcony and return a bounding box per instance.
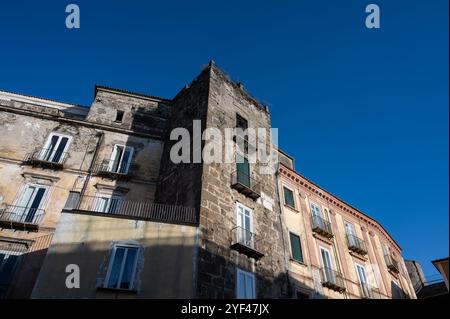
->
[230,170,260,200]
[320,267,346,293]
[384,254,400,274]
[346,234,367,256]
[359,283,382,299]
[23,148,68,169]
[0,205,45,231]
[230,226,264,260]
[93,159,133,180]
[311,215,333,239]
[67,195,197,226]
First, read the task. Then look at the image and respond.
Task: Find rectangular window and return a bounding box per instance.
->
[236,268,255,299]
[115,110,124,123]
[345,221,357,246]
[104,245,139,291]
[289,232,304,263]
[236,153,250,188]
[283,187,295,208]
[14,185,47,224]
[40,133,71,163]
[236,202,253,248]
[92,195,123,214]
[236,113,248,130]
[320,246,336,284]
[108,145,134,174]
[0,250,22,298]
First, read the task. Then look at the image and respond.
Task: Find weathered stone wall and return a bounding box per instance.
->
[155,67,210,211]
[195,64,288,298]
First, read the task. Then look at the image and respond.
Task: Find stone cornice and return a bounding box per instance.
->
[279,164,402,254]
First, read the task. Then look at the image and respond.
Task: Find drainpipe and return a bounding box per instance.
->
[77,131,103,208]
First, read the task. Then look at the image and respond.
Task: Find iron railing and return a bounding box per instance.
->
[71,195,197,225]
[311,215,333,238]
[93,159,133,177]
[346,234,367,255]
[230,226,264,259]
[0,205,45,226]
[320,267,346,292]
[359,283,382,299]
[230,170,261,200]
[23,148,68,167]
[384,254,400,273]
[231,226,256,249]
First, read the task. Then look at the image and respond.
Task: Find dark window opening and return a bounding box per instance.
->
[115,110,125,123]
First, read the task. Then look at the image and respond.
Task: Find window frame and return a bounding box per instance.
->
[104,243,140,291]
[283,186,296,209]
[289,232,304,263]
[40,132,72,163]
[236,267,256,299]
[108,144,134,174]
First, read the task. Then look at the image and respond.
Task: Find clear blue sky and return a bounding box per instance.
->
[0,1,448,276]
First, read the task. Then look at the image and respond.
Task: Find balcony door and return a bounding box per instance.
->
[355,263,369,297]
[236,203,253,248]
[40,133,70,163]
[320,247,336,284]
[14,185,47,223]
[236,153,250,188]
[108,145,133,174]
[93,195,122,214]
[311,203,324,229]
[345,222,357,246]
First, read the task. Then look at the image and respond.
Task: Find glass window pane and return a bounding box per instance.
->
[237,272,246,298]
[107,248,125,289]
[284,187,295,208]
[119,248,138,289]
[290,233,303,262]
[245,274,254,299]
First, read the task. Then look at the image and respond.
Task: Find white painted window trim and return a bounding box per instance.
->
[236,267,256,299]
[319,246,334,270]
[104,243,140,291]
[236,202,253,233]
[109,144,134,174]
[41,132,72,162]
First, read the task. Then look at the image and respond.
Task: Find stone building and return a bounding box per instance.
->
[277,150,416,299]
[0,62,287,299]
[0,61,415,299]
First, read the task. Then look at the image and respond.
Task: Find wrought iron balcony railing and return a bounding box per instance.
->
[320,267,346,293]
[92,159,133,179]
[67,195,197,226]
[311,215,333,239]
[23,148,68,169]
[0,205,45,231]
[346,234,367,255]
[230,226,264,260]
[359,283,382,299]
[384,254,400,274]
[230,170,261,200]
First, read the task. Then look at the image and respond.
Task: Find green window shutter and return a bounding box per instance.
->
[284,187,295,208]
[289,233,304,263]
[236,153,250,188]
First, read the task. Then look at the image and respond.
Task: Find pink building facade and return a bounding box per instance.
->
[278,152,416,299]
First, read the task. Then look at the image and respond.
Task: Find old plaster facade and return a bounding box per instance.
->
[0,61,415,299]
